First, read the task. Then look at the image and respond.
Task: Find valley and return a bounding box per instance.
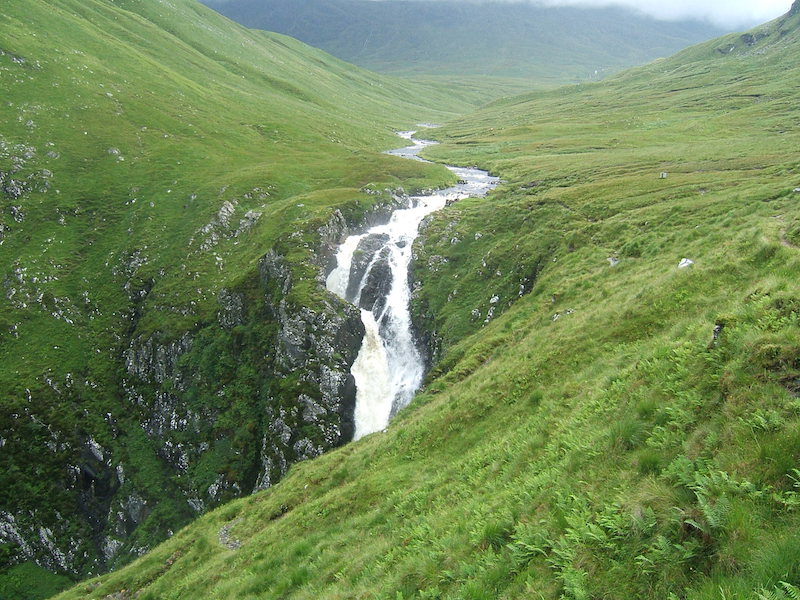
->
[1,0,799,598]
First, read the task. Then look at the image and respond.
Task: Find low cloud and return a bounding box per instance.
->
[529,0,791,29]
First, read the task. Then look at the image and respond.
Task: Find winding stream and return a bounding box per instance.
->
[326,130,498,440]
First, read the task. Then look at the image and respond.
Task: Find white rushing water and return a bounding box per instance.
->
[326,130,498,439]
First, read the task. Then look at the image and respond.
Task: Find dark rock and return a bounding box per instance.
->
[357,247,392,316]
[77,440,120,542]
[346,233,389,301]
[255,247,365,491]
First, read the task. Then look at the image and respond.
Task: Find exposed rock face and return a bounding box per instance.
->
[357,246,392,316]
[125,333,193,387]
[0,201,383,578]
[317,209,350,275]
[346,233,390,301]
[255,249,364,489]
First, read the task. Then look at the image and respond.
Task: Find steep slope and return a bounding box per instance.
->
[201,0,726,83]
[0,0,488,591]
[55,5,800,599]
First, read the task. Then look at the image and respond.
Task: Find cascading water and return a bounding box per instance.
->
[326,129,498,439]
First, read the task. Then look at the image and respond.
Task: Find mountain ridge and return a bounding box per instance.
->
[201,0,727,82]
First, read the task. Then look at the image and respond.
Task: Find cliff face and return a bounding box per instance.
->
[0,208,367,577]
[254,248,363,488]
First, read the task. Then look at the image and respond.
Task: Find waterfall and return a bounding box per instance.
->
[326,130,498,439]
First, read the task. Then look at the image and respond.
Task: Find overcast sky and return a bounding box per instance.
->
[527,0,792,28]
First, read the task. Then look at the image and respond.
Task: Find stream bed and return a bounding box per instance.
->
[326,130,498,439]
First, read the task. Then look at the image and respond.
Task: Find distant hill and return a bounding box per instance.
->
[201,0,727,82]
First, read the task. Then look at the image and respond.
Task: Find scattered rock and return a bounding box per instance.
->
[709,323,725,348]
[235,210,261,237]
[218,521,242,550]
[608,257,620,267]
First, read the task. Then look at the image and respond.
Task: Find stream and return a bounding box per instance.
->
[326,130,498,440]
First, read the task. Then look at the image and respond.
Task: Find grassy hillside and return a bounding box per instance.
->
[0,0,499,590]
[202,0,725,84]
[54,4,800,599]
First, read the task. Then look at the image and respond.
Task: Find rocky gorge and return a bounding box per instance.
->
[0,184,414,578]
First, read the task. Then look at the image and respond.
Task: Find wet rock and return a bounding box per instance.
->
[346,233,389,301]
[255,248,365,491]
[218,520,242,550]
[356,247,392,315]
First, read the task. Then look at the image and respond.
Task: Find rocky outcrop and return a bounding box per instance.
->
[254,249,364,489]
[358,246,393,318]
[217,288,244,330]
[0,436,145,576]
[346,233,389,301]
[0,198,394,579]
[124,333,193,388]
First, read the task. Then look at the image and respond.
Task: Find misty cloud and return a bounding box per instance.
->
[530,0,791,28]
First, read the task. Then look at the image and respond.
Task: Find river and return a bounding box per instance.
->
[326,129,498,439]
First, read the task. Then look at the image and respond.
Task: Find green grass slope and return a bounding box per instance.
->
[202,0,726,84]
[0,0,493,587]
[55,4,800,599]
